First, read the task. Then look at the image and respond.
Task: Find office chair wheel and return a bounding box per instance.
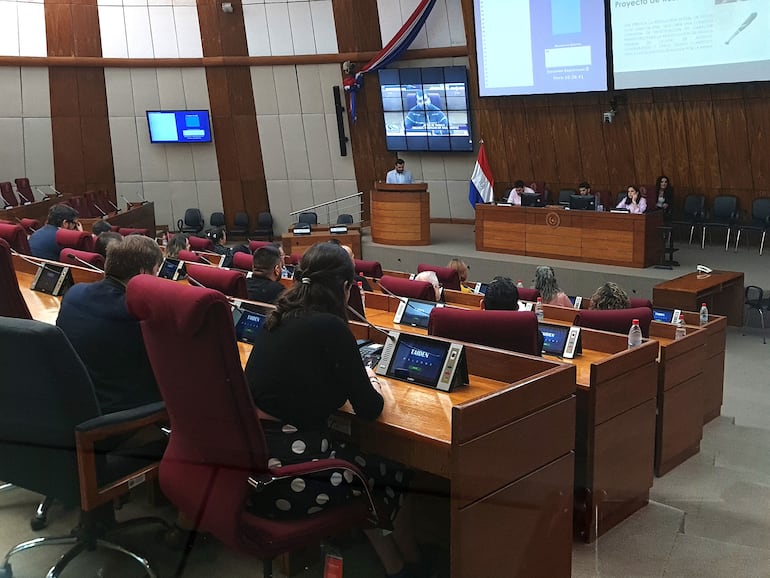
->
[0,562,13,578]
[29,517,46,531]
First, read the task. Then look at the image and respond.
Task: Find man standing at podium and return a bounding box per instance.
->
[386,159,413,184]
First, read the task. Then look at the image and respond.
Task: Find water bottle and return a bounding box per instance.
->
[517,279,524,289]
[357,281,366,310]
[595,192,602,211]
[699,303,709,326]
[628,318,642,349]
[535,297,544,322]
[675,319,687,340]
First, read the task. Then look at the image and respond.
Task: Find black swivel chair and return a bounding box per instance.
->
[298,212,318,226]
[559,189,576,205]
[702,195,739,250]
[251,211,273,240]
[337,213,354,225]
[230,212,250,238]
[671,194,706,245]
[744,286,770,344]
[177,208,205,234]
[0,317,169,578]
[209,211,226,229]
[735,198,770,255]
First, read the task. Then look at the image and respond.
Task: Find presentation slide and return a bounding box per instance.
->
[474,0,608,96]
[611,0,769,89]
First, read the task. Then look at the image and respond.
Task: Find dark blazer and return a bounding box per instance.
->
[246,274,285,304]
[28,225,61,261]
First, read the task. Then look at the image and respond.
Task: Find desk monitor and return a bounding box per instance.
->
[393,299,444,329]
[31,263,72,296]
[231,301,272,344]
[157,258,185,281]
[472,282,489,295]
[376,331,468,391]
[652,307,682,324]
[521,192,543,207]
[540,323,582,359]
[569,194,595,211]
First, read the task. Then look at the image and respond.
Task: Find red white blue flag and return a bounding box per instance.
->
[469,142,494,208]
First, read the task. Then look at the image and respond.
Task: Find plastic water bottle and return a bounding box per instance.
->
[357,281,365,310]
[699,303,709,326]
[595,193,602,211]
[517,279,524,289]
[675,319,687,340]
[535,297,544,322]
[628,318,642,349]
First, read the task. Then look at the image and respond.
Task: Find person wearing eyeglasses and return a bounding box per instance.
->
[28,202,82,261]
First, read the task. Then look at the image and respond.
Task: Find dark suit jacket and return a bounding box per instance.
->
[28,225,61,261]
[246,275,285,304]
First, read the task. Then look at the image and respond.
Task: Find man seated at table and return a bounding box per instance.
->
[246,245,285,304]
[386,158,413,184]
[28,203,81,261]
[56,235,163,413]
[578,182,592,196]
[505,180,535,205]
[484,276,544,354]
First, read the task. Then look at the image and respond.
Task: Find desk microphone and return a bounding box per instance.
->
[121,195,133,207]
[93,204,107,217]
[49,186,64,197]
[347,304,394,340]
[121,195,146,207]
[66,253,105,274]
[35,187,49,201]
[107,199,121,212]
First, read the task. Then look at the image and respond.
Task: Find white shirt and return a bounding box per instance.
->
[506,186,535,205]
[386,169,413,184]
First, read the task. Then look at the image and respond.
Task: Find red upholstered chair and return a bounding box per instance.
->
[428,307,540,356]
[0,239,32,319]
[248,240,271,253]
[125,275,377,578]
[379,275,436,301]
[118,227,149,237]
[574,307,653,338]
[110,226,121,233]
[186,263,247,299]
[14,178,35,204]
[0,223,31,254]
[177,249,205,264]
[417,264,460,291]
[629,298,653,309]
[1,182,18,207]
[19,218,40,235]
[59,248,105,271]
[55,229,94,252]
[188,236,215,251]
[518,287,541,302]
[232,251,253,272]
[354,259,383,278]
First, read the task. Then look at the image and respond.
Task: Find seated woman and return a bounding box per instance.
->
[206,227,235,268]
[244,242,425,578]
[589,281,630,310]
[447,258,473,293]
[165,233,189,259]
[616,185,647,214]
[534,265,572,307]
[653,175,674,215]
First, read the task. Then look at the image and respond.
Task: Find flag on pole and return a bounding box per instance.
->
[468,142,494,208]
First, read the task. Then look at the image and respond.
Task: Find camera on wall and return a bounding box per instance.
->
[603,110,616,124]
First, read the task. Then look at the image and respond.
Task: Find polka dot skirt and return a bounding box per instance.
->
[247,420,412,526]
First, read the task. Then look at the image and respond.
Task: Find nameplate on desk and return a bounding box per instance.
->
[610,209,630,214]
[329,226,348,234]
[31,263,73,296]
[293,227,311,235]
[496,203,513,207]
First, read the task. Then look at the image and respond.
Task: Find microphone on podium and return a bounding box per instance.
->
[66,253,105,274]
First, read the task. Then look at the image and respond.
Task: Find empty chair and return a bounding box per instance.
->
[417,264,460,291]
[298,212,318,226]
[629,298,653,309]
[671,194,706,245]
[177,249,205,264]
[354,259,383,278]
[429,308,540,356]
[0,182,18,207]
[14,178,35,204]
[337,213,354,225]
[19,218,39,234]
[210,211,226,229]
[0,223,31,254]
[230,212,250,238]
[517,287,541,303]
[124,275,376,578]
[735,198,770,255]
[55,229,94,252]
[249,240,272,253]
[744,286,770,344]
[117,227,148,237]
[702,195,739,250]
[0,239,31,319]
[231,251,253,271]
[59,248,105,271]
[186,263,247,299]
[177,208,205,234]
[559,189,576,204]
[251,212,272,241]
[378,275,436,301]
[574,307,653,338]
[188,235,215,252]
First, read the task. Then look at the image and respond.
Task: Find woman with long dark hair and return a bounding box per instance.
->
[654,175,674,214]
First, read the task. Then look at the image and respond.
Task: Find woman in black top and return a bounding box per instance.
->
[244,242,422,578]
[654,175,674,215]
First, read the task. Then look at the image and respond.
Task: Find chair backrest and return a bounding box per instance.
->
[682,194,705,217]
[177,249,205,264]
[184,208,204,227]
[235,212,251,228]
[354,259,383,278]
[256,212,272,228]
[59,248,105,270]
[19,218,39,235]
[428,308,540,356]
[616,191,628,206]
[188,236,215,252]
[210,212,226,228]
[417,263,460,291]
[711,195,738,221]
[298,212,317,225]
[628,298,652,310]
[126,275,267,548]
[0,316,101,504]
[379,275,436,301]
[118,227,149,237]
[0,222,31,254]
[0,239,32,319]
[55,229,94,252]
[574,307,653,338]
[0,181,18,206]
[518,287,540,302]
[186,263,247,299]
[337,213,354,225]
[248,240,271,253]
[751,198,770,223]
[14,178,34,204]
[559,189,576,204]
[232,251,253,271]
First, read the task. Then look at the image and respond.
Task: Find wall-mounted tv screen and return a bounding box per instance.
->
[378,66,473,152]
[473,0,608,96]
[146,110,212,144]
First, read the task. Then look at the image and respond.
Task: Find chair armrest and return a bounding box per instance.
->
[76,401,167,438]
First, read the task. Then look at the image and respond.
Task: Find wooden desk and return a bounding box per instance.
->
[283,230,361,259]
[653,271,744,326]
[80,202,156,235]
[475,204,664,268]
[2,195,68,225]
[370,183,430,246]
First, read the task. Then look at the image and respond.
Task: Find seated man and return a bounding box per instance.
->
[483,276,544,354]
[56,235,163,413]
[92,220,112,236]
[506,180,535,205]
[246,245,285,304]
[28,203,81,261]
[578,182,592,196]
[414,270,442,301]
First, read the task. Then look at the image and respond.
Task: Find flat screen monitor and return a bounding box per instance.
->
[540,323,570,356]
[147,110,212,143]
[393,299,443,329]
[157,258,185,280]
[31,263,73,296]
[232,306,268,344]
[652,307,682,324]
[569,194,595,211]
[378,66,473,152]
[474,0,608,96]
[521,192,543,207]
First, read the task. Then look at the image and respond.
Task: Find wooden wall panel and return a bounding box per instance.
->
[683,100,720,191]
[574,105,609,189]
[550,106,582,185]
[712,100,752,191]
[655,101,692,190]
[628,104,661,185]
[746,99,770,191]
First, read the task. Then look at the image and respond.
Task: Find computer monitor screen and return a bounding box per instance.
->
[395,299,440,329]
[652,308,675,323]
[521,192,542,207]
[540,323,570,356]
[147,110,212,143]
[569,194,594,211]
[386,333,451,388]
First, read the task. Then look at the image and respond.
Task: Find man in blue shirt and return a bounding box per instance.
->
[385,159,413,184]
[28,203,81,261]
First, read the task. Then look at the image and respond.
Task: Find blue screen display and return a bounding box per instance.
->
[147,110,212,143]
[540,323,568,355]
[652,308,674,323]
[389,335,449,387]
[399,300,438,328]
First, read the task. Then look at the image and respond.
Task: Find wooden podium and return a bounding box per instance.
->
[370,182,430,246]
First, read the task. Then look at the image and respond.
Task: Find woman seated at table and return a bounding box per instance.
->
[244,242,426,578]
[589,281,630,310]
[616,185,647,214]
[653,175,674,215]
[165,233,189,259]
[447,257,473,293]
[534,265,572,307]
